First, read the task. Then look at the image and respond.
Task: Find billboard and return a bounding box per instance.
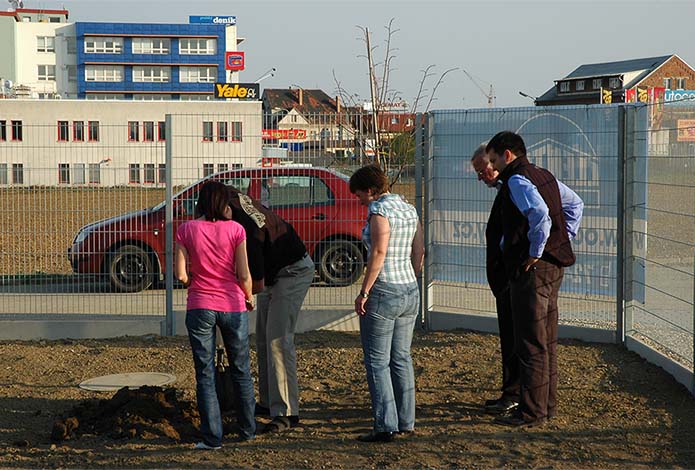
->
[213,83,259,100]
[189,15,237,25]
[225,52,245,71]
[262,129,307,140]
[428,106,648,298]
[677,119,695,142]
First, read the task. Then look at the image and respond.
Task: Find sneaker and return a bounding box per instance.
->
[194,441,221,450]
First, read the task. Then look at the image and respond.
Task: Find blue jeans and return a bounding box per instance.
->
[359,280,419,433]
[186,309,256,446]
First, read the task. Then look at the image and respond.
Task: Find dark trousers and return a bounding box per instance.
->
[495,287,520,401]
[509,259,563,421]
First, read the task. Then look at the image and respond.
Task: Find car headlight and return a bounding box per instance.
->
[73,228,92,245]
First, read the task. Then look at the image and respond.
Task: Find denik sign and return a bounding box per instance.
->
[189,15,237,25]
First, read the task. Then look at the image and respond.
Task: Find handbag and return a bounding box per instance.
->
[214,345,236,413]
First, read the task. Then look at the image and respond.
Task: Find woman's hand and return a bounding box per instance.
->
[354,295,368,316]
[245,296,255,311]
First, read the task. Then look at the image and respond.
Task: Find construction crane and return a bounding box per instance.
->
[463,69,496,108]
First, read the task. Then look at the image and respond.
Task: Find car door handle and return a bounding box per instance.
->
[312,213,326,221]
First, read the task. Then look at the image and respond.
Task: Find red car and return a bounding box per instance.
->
[68,166,367,292]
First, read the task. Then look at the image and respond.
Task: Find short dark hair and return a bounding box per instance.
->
[486,131,527,159]
[195,181,231,221]
[349,164,389,194]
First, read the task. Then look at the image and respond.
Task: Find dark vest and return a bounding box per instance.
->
[485,190,507,296]
[497,156,575,279]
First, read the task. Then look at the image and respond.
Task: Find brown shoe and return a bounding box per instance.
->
[494,412,546,428]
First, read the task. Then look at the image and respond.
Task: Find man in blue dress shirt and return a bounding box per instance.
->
[485,131,583,427]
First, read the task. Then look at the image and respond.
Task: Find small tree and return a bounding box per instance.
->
[334,19,456,186]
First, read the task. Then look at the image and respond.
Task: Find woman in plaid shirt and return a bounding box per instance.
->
[349,164,425,443]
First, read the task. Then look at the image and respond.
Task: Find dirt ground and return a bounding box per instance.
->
[1,329,694,469]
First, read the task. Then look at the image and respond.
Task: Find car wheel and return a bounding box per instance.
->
[108,245,155,293]
[317,240,364,286]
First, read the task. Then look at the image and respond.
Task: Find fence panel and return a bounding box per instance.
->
[625,103,695,374]
[165,110,377,330]
[0,121,166,317]
[425,106,623,331]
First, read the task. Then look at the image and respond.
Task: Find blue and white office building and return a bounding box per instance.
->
[0,8,243,100]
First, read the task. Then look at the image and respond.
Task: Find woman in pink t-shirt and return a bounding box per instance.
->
[175,181,256,449]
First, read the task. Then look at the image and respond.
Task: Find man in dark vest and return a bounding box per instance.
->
[485,131,583,427]
[470,144,519,416]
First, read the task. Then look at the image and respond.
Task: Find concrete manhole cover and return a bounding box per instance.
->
[78,372,176,392]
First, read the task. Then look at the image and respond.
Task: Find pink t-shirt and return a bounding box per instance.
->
[175,219,247,312]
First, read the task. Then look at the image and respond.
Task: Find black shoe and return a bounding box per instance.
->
[357,431,394,443]
[255,404,270,416]
[494,411,546,428]
[288,415,300,427]
[484,398,519,415]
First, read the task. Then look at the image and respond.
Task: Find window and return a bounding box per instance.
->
[231,121,242,142]
[88,163,100,184]
[203,163,214,177]
[158,121,166,141]
[179,38,216,55]
[609,77,620,89]
[179,94,213,101]
[676,77,686,89]
[576,80,585,91]
[66,37,76,54]
[217,163,228,173]
[217,121,228,141]
[663,78,673,89]
[179,66,217,83]
[132,66,171,83]
[129,163,140,184]
[85,65,123,82]
[58,121,69,141]
[11,121,22,141]
[220,175,251,194]
[158,163,166,183]
[128,121,139,142]
[59,163,70,184]
[262,176,333,208]
[0,163,7,184]
[49,17,61,23]
[73,121,84,141]
[84,36,123,54]
[144,164,155,184]
[12,163,24,184]
[38,65,56,81]
[86,93,125,100]
[202,121,213,142]
[132,37,170,54]
[73,163,85,184]
[143,121,154,142]
[0,120,5,141]
[559,81,570,92]
[37,36,55,52]
[88,121,99,141]
[67,65,77,83]
[592,78,602,90]
[132,94,171,100]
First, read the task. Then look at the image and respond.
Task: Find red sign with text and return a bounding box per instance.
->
[262,129,307,140]
[225,52,245,71]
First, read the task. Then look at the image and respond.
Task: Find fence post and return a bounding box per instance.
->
[164,114,174,336]
[415,112,425,330]
[616,105,627,345]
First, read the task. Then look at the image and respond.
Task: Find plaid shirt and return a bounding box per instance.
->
[362,193,418,284]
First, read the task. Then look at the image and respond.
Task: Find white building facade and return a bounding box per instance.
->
[0,100,262,186]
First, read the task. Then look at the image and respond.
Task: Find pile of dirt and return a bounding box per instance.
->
[51,386,201,442]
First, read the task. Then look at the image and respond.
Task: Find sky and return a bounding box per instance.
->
[23,0,695,110]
